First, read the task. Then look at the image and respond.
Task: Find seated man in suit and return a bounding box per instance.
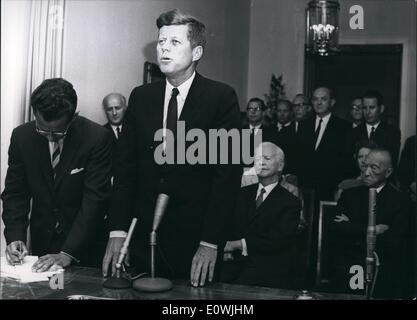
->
[221,142,301,288]
[330,149,410,298]
[1,78,113,270]
[102,93,127,141]
[352,90,401,165]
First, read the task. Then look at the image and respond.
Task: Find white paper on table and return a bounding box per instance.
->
[0,255,64,283]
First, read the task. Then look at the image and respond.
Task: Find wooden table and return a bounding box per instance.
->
[0,266,363,300]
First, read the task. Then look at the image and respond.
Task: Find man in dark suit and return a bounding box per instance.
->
[297,87,352,201]
[221,142,301,288]
[331,149,410,298]
[102,9,242,287]
[352,90,401,165]
[292,93,312,134]
[102,93,127,141]
[1,78,112,270]
[242,97,278,168]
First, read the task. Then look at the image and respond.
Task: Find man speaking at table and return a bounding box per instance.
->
[102,9,242,287]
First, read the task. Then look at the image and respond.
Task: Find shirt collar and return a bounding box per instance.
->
[111,124,122,130]
[166,71,196,101]
[249,124,262,130]
[375,183,385,193]
[258,181,278,196]
[366,122,380,130]
[316,113,331,126]
[278,121,291,129]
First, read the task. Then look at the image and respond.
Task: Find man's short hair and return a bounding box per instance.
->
[363,90,384,106]
[277,99,292,110]
[102,93,127,107]
[314,86,334,100]
[292,93,311,106]
[156,9,206,49]
[30,78,77,122]
[247,97,266,110]
[369,148,393,168]
[354,139,379,157]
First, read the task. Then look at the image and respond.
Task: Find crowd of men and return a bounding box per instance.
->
[1,9,415,299]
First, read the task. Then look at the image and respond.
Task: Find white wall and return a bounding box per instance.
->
[63,0,250,123]
[1,0,32,256]
[247,0,416,143]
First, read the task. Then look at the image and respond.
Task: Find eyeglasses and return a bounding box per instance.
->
[35,113,78,141]
[247,106,262,112]
[351,104,362,111]
[293,103,310,108]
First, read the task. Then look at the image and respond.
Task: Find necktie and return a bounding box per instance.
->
[51,142,61,178]
[116,126,121,139]
[256,188,266,209]
[314,118,323,148]
[166,88,179,135]
[369,126,375,140]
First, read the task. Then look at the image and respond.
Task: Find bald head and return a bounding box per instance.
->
[102,93,127,126]
[363,149,393,188]
[312,87,335,117]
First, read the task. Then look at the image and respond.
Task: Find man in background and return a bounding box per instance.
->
[352,90,401,165]
[102,93,127,141]
[349,97,363,129]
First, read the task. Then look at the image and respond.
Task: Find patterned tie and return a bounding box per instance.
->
[256,188,266,209]
[116,126,121,139]
[166,88,179,136]
[51,141,61,178]
[369,126,376,140]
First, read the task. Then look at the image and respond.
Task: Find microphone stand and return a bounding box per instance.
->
[103,218,138,289]
[365,188,378,299]
[133,194,173,292]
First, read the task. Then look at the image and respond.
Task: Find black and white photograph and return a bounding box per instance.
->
[0,0,416,308]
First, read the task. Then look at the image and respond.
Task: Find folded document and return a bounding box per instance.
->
[0,255,63,283]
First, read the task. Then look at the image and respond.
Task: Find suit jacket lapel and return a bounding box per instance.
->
[178,73,204,126]
[249,183,283,222]
[33,129,54,192]
[53,118,82,189]
[317,114,334,150]
[150,81,166,146]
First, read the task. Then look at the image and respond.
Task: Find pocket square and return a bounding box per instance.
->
[70,168,84,175]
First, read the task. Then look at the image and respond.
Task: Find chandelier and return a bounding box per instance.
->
[306,0,340,56]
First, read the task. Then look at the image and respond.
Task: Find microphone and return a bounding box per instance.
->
[133,194,173,292]
[103,217,138,289]
[365,188,377,298]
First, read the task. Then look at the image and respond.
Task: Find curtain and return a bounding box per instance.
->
[24,0,66,122]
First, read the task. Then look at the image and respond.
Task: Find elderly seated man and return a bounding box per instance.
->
[220,142,301,288]
[329,148,411,298]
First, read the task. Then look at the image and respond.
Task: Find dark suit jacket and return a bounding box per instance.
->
[352,121,401,164]
[222,183,301,288]
[1,116,112,263]
[108,73,242,277]
[277,122,299,174]
[297,114,352,199]
[331,184,410,298]
[398,135,415,191]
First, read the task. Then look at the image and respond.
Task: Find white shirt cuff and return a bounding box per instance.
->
[200,241,218,250]
[109,231,127,238]
[241,238,248,256]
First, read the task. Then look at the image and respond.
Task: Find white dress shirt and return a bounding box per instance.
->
[110,124,122,139]
[314,113,331,150]
[277,121,291,132]
[366,122,380,139]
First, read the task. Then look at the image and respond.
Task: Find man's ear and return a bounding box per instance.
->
[380,104,385,113]
[192,46,203,62]
[330,99,336,107]
[385,166,393,179]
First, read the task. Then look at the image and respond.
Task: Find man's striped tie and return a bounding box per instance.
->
[51,142,61,177]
